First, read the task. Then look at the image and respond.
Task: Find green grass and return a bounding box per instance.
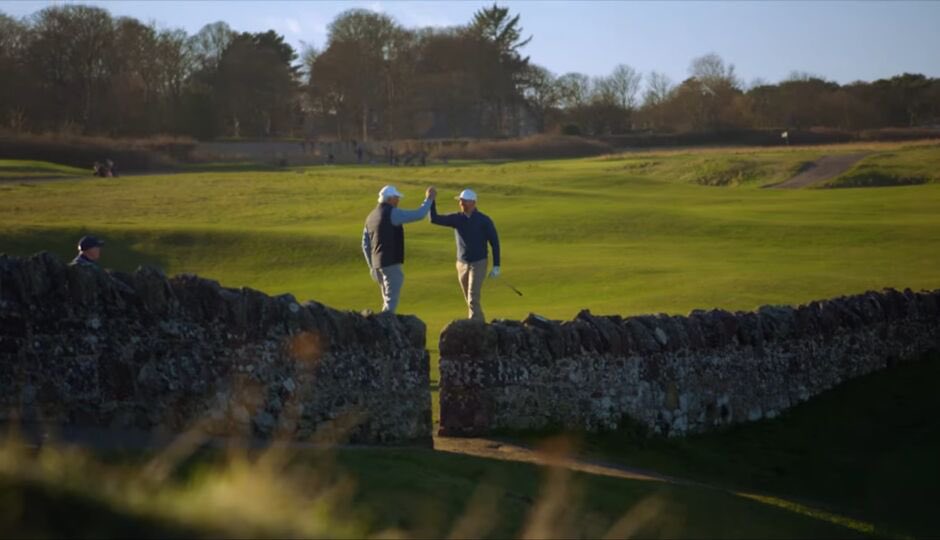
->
[0,433,872,539]
[0,159,88,179]
[2,143,939,536]
[824,144,940,187]
[2,143,940,421]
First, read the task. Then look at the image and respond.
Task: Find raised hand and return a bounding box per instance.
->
[426,186,437,200]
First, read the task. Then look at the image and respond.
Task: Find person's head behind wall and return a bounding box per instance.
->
[77,235,104,261]
[378,185,404,207]
[456,188,477,215]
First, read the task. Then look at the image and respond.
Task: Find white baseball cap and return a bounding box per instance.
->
[455,188,477,201]
[377,185,404,202]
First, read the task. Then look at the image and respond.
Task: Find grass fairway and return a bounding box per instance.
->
[0,159,88,179]
[2,143,939,377]
[2,142,939,537]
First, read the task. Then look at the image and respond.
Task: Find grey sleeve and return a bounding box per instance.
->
[390,198,432,226]
[361,226,373,268]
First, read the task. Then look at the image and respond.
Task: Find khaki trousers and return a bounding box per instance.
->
[456,259,488,321]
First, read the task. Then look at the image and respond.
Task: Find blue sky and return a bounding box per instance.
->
[3,1,939,86]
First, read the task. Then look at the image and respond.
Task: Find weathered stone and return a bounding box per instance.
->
[758,305,795,341]
[0,253,431,446]
[439,287,940,438]
[439,319,495,358]
[624,317,661,354]
[576,310,626,355]
[735,311,762,347]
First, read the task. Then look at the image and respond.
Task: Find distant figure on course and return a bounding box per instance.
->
[430,188,501,321]
[70,235,104,267]
[362,185,437,313]
[92,159,117,178]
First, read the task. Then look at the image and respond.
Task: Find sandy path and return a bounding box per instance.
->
[771,152,870,189]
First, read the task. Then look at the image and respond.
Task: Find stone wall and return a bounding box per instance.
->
[0,253,431,445]
[439,289,940,437]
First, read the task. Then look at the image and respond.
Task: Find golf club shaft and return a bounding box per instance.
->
[500,279,523,296]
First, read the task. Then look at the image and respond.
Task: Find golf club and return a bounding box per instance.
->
[499,279,523,296]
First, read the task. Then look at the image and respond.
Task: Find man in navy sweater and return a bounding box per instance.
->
[430,188,501,321]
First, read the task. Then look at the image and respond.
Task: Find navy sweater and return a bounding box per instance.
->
[429,201,500,266]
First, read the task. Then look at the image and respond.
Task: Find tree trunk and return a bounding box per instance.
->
[361,104,368,142]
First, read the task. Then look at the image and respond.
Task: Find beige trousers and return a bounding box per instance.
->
[456,259,488,321]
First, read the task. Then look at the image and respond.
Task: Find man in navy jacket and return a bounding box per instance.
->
[430,188,500,321]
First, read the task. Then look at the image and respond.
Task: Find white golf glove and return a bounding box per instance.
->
[489,266,500,278]
[369,267,380,283]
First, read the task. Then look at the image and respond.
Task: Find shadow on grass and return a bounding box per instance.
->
[0,227,169,275]
[500,354,940,538]
[0,476,214,538]
[178,161,296,174]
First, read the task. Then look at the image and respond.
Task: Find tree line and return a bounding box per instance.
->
[1,3,938,141]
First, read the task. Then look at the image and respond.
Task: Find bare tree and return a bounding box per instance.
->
[606,64,642,110]
[322,9,404,140]
[188,21,235,73]
[0,14,28,130]
[642,71,674,107]
[27,5,116,130]
[590,76,617,106]
[521,63,559,131]
[689,52,739,89]
[555,72,590,109]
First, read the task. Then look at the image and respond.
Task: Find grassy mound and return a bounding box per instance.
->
[0,133,195,172]
[0,159,88,180]
[824,144,940,188]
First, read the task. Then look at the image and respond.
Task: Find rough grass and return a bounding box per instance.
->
[0,159,88,179]
[823,144,940,188]
[0,430,870,538]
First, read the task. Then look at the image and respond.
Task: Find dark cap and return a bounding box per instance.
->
[77,235,105,251]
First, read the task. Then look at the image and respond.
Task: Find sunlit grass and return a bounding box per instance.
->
[2,145,940,423]
[3,144,938,537]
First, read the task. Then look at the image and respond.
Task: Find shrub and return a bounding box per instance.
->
[0,132,197,171]
[430,134,612,160]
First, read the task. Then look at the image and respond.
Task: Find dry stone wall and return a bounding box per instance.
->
[0,252,431,445]
[439,289,940,437]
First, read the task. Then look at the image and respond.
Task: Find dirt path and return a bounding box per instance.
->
[770,152,870,189]
[11,424,699,488]
[433,435,875,532]
[434,436,689,485]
